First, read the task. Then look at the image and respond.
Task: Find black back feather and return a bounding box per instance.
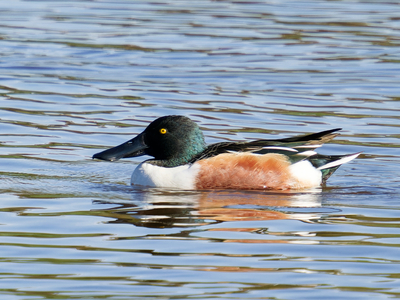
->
[190,128,342,163]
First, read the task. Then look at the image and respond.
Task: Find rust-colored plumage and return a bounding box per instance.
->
[196,153,293,190]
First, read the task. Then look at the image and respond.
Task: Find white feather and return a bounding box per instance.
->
[131,162,199,189]
[317,152,361,170]
[295,150,317,157]
[289,160,322,189]
[261,146,298,152]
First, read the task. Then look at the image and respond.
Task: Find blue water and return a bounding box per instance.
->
[0,0,399,299]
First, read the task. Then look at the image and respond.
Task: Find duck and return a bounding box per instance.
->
[93,115,360,190]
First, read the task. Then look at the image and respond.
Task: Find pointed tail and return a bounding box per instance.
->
[310,152,362,184]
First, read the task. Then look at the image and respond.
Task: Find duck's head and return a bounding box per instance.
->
[93,115,207,167]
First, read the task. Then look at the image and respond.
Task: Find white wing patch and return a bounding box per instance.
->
[295,150,317,157]
[261,146,298,152]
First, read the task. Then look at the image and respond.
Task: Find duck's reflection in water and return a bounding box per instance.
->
[93,187,325,228]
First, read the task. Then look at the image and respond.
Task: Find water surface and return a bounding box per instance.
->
[0,0,400,299]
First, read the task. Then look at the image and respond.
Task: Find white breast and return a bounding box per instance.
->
[131,161,200,189]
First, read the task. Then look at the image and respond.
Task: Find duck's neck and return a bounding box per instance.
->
[148,157,194,168]
[149,140,206,168]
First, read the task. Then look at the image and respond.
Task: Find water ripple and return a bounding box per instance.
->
[1,0,400,299]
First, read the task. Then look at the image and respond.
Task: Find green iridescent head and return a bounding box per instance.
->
[93,115,207,167]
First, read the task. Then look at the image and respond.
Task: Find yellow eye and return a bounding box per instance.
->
[159,128,167,134]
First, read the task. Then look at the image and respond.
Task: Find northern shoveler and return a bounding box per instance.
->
[93,115,360,190]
